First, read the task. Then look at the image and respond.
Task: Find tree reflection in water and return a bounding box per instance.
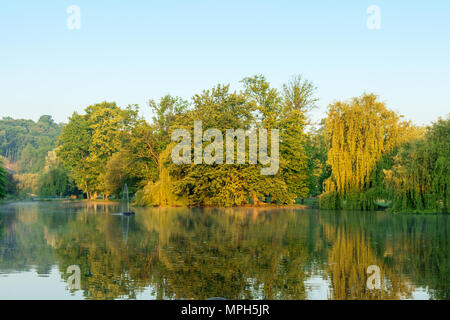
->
[0,202,448,299]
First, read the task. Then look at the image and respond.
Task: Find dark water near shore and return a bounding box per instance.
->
[0,201,448,300]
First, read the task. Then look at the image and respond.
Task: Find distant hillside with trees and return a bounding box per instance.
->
[0,115,71,198]
[0,115,62,173]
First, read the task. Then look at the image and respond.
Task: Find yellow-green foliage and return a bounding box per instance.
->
[58,102,141,199]
[134,148,188,207]
[14,173,39,196]
[321,94,420,210]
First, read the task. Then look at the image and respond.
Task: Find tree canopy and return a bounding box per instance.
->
[384,117,449,213]
[57,102,142,199]
[135,75,313,206]
[320,94,423,210]
[1,76,447,212]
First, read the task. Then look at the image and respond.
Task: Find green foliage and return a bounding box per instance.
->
[34,149,78,197]
[305,123,331,197]
[14,173,39,196]
[57,97,190,200]
[318,191,341,210]
[278,76,314,199]
[103,152,129,198]
[120,95,190,190]
[57,112,93,197]
[37,167,74,197]
[149,94,190,152]
[58,102,143,199]
[0,159,6,199]
[0,115,62,173]
[134,152,189,207]
[137,76,311,207]
[4,170,18,196]
[161,84,273,206]
[2,78,446,210]
[385,117,449,213]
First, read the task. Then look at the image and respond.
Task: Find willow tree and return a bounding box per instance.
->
[384,116,449,213]
[320,93,420,210]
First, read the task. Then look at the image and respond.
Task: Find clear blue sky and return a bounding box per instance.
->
[1,0,449,125]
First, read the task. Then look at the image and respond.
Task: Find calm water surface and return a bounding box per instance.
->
[0,202,448,300]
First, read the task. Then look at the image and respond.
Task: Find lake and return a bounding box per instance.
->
[0,201,448,300]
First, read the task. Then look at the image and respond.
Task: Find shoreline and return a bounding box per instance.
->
[0,198,312,209]
[1,200,446,213]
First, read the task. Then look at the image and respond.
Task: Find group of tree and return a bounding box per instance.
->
[56,76,317,205]
[133,75,315,206]
[0,115,62,173]
[319,93,448,213]
[56,76,449,212]
[36,150,79,197]
[2,74,448,212]
[57,102,158,199]
[383,117,449,213]
[0,115,69,198]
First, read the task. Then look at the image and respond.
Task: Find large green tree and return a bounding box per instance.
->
[279,76,316,198]
[58,102,140,199]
